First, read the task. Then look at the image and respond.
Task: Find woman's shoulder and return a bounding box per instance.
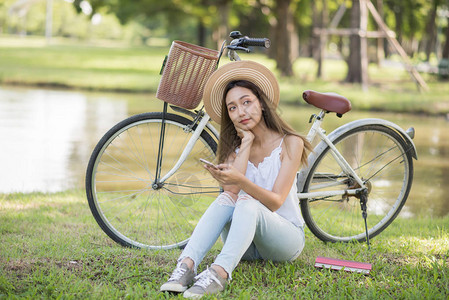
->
[284,134,304,148]
[281,134,304,160]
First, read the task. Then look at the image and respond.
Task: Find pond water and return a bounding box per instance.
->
[0,87,128,193]
[1,86,448,218]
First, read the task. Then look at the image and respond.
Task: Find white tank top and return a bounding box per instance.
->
[237,136,305,227]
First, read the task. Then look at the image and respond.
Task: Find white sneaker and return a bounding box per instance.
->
[160,262,195,293]
[183,267,228,298]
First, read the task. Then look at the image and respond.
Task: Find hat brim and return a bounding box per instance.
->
[203,61,280,124]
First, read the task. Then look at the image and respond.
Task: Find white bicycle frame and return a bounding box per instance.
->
[158,48,417,199]
[158,108,368,200]
[159,113,212,183]
[297,110,366,199]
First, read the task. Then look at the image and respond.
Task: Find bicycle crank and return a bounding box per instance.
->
[351,180,372,199]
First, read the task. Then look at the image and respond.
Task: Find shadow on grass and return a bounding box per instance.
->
[0,190,448,298]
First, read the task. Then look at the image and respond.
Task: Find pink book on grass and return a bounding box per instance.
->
[315,256,372,274]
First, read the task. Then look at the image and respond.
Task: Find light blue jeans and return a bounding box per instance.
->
[179,193,305,279]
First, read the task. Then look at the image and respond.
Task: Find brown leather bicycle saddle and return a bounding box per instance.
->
[302,90,352,116]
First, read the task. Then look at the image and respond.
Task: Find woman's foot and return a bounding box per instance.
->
[160,262,195,293]
[183,266,228,298]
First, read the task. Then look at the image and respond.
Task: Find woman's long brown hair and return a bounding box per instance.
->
[217,80,312,165]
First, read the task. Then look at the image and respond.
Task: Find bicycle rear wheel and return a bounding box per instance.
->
[86,112,219,249]
[301,124,414,243]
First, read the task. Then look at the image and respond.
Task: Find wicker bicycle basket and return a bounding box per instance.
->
[156,41,219,109]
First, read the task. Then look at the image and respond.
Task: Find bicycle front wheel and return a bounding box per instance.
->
[301,124,414,243]
[86,112,220,249]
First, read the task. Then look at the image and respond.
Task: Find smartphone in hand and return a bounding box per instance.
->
[199,158,219,170]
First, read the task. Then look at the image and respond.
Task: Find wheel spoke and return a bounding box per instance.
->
[301,125,413,243]
[86,113,219,249]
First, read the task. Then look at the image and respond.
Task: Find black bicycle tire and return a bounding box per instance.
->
[301,124,414,243]
[86,112,218,249]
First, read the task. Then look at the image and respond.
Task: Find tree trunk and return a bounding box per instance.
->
[290,21,299,61]
[197,19,206,47]
[214,0,230,49]
[345,0,368,86]
[424,0,438,61]
[316,0,328,78]
[268,23,277,60]
[274,0,294,76]
[375,0,385,64]
[309,0,319,58]
[393,3,403,45]
[443,17,449,59]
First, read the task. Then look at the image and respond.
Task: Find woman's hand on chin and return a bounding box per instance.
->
[236,127,254,144]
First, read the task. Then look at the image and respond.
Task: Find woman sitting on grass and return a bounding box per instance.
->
[160,61,312,298]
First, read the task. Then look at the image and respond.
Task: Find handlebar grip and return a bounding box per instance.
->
[242,38,271,48]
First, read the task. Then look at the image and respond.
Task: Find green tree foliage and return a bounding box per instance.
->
[1,0,130,40]
[82,0,229,46]
[2,0,448,77]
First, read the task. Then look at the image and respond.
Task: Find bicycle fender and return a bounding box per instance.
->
[206,123,220,140]
[297,118,418,193]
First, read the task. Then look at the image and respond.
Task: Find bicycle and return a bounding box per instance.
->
[86,31,417,250]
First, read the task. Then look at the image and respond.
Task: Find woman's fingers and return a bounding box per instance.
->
[204,165,224,181]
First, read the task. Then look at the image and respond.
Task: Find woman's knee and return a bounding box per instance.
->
[215,192,236,207]
[234,198,264,219]
[235,197,260,210]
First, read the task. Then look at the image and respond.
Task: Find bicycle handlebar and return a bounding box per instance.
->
[227,31,271,51]
[240,37,271,48]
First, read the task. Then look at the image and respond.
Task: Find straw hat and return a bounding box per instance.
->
[203,61,280,124]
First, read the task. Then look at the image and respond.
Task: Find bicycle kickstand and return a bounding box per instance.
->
[359,189,371,250]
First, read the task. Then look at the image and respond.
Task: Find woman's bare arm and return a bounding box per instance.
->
[213,135,304,211]
[220,131,254,198]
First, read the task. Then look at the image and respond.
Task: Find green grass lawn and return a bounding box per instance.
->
[0,40,164,93]
[1,190,448,299]
[1,36,449,115]
[1,36,448,298]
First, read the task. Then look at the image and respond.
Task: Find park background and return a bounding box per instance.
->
[1,0,449,298]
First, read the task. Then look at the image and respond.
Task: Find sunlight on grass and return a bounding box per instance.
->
[392,235,449,257]
[1,191,448,298]
[1,37,449,114]
[1,36,448,298]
